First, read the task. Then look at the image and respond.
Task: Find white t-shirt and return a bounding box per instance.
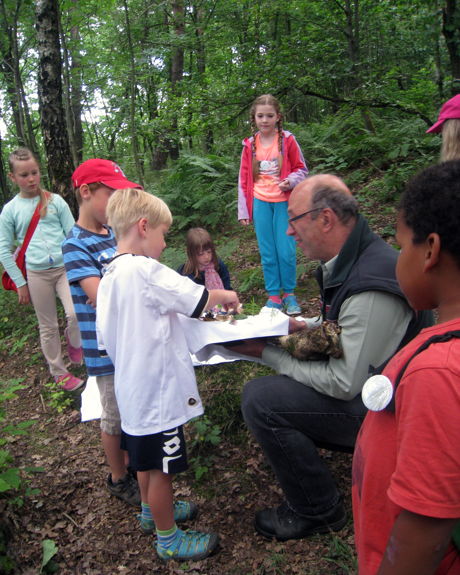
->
[96,254,208,436]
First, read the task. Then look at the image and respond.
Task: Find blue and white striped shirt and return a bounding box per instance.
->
[62,224,115,376]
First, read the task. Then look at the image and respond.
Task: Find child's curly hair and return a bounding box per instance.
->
[400,160,460,267]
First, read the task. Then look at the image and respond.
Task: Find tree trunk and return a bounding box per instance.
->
[35,0,76,214]
[169,0,184,161]
[193,3,213,153]
[442,0,460,95]
[0,1,39,153]
[0,132,11,205]
[122,0,144,186]
[61,0,84,166]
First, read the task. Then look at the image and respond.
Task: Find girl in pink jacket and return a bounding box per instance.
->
[238,94,308,315]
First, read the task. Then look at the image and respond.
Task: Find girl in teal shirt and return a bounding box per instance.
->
[0,148,83,391]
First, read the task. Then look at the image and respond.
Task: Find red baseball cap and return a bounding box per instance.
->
[426,94,460,133]
[72,159,142,189]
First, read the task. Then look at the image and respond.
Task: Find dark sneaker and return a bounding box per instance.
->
[255,501,347,541]
[138,500,199,534]
[156,529,219,561]
[107,472,141,507]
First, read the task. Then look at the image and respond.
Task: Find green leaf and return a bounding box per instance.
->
[41,539,58,570]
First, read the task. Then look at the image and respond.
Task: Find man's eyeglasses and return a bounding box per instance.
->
[288,207,323,224]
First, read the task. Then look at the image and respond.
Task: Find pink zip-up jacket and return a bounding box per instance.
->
[237,130,308,221]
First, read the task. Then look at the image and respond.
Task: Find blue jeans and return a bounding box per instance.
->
[253,198,296,295]
[242,375,366,517]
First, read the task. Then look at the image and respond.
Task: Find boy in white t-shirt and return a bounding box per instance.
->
[96,188,240,562]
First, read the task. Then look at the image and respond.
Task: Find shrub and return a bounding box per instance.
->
[158,154,238,232]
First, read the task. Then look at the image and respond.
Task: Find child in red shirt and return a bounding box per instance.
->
[352,161,460,574]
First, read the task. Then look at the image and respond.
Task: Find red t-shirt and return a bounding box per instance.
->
[353,318,460,574]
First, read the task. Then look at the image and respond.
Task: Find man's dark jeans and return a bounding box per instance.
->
[242,375,366,517]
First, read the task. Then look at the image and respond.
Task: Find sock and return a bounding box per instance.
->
[268,295,282,304]
[282,293,294,299]
[157,524,180,549]
[141,502,152,522]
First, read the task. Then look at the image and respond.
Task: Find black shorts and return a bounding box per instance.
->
[121,426,188,474]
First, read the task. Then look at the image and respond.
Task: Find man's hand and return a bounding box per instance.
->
[288,317,307,333]
[223,338,266,358]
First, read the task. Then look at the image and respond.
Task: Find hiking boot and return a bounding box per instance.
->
[156,529,219,561]
[255,501,347,541]
[107,472,141,507]
[138,500,199,534]
[54,373,85,392]
[283,295,301,316]
[65,328,83,364]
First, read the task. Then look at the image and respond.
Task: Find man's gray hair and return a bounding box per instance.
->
[310,186,359,224]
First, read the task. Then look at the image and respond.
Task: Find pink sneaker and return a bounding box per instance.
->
[65,328,83,364]
[54,373,85,392]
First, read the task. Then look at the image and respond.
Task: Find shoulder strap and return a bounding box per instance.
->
[386,330,460,412]
[16,200,42,259]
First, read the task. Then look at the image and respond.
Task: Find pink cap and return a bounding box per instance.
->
[426,94,460,133]
[72,159,142,189]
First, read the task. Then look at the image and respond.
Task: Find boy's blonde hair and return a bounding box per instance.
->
[107,188,172,239]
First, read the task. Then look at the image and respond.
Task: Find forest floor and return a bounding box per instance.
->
[1,201,396,575]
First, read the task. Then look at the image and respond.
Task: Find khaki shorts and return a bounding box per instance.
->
[96,374,121,435]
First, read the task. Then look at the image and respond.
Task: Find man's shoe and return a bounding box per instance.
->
[107,472,141,507]
[283,295,301,316]
[156,529,219,561]
[137,500,199,534]
[254,501,347,541]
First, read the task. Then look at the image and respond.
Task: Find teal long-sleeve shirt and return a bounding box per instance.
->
[0,193,75,288]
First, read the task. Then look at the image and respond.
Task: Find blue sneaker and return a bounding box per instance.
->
[137,500,198,534]
[283,295,301,316]
[156,529,219,561]
[265,299,283,310]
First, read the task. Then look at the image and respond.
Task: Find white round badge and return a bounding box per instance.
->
[362,374,394,411]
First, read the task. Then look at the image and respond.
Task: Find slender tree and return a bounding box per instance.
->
[35,0,75,213]
[122,0,144,185]
[61,0,84,165]
[0,0,39,153]
[442,0,460,94]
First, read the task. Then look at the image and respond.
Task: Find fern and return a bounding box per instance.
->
[159,154,238,232]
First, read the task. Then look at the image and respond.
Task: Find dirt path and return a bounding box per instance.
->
[2,344,355,575]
